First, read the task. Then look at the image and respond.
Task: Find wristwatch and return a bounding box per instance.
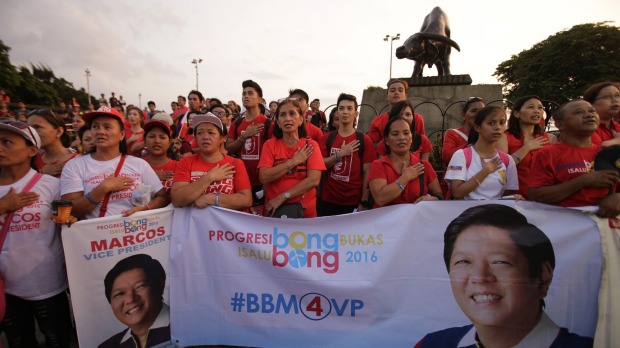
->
[284,192,291,200]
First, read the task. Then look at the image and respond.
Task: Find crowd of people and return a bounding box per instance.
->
[0,78,618,347]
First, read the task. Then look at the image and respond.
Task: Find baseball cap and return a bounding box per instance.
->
[151,112,174,126]
[143,120,172,137]
[190,113,224,133]
[0,119,41,148]
[82,106,125,125]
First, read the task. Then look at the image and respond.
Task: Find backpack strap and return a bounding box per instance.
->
[234,117,244,137]
[464,146,510,169]
[463,146,473,169]
[326,131,338,154]
[263,119,271,140]
[356,131,365,175]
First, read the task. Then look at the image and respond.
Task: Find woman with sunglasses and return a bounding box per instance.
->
[0,120,73,347]
[258,99,325,218]
[27,109,77,178]
[60,106,168,219]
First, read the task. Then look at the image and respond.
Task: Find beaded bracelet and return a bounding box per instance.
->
[512,152,522,162]
[396,181,406,191]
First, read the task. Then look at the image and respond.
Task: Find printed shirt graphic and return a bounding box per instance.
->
[0,169,68,300]
[444,147,518,200]
[529,142,612,207]
[173,153,251,194]
[60,155,164,219]
[149,159,178,194]
[228,114,272,186]
[319,132,376,205]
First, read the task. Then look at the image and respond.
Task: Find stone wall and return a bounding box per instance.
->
[358,84,503,139]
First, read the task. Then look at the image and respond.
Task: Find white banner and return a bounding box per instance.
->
[62,207,174,348]
[169,201,601,347]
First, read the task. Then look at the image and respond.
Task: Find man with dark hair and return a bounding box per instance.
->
[309,99,327,131]
[368,79,425,148]
[288,89,324,142]
[99,254,170,348]
[147,101,158,119]
[175,91,205,139]
[319,93,376,215]
[172,95,188,121]
[529,99,620,217]
[109,92,119,108]
[227,80,272,210]
[99,93,108,107]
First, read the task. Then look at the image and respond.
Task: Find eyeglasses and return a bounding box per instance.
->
[211,111,227,117]
[595,93,620,101]
[277,98,304,103]
[0,119,38,147]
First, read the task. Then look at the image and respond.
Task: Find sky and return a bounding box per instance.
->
[1,0,619,112]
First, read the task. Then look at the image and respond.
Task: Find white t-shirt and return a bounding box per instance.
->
[445,147,518,200]
[0,169,68,300]
[60,154,163,219]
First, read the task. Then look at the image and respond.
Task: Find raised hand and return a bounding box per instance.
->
[207,163,235,182]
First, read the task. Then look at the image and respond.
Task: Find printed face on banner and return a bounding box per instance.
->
[448,226,547,330]
[110,268,162,330]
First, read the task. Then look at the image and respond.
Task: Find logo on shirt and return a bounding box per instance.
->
[447,165,462,171]
[330,148,351,182]
[240,131,260,160]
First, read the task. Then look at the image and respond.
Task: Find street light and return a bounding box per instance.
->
[383,33,400,79]
[85,69,92,105]
[138,93,142,109]
[191,58,203,90]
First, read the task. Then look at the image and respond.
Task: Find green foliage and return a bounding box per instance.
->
[0,39,92,107]
[494,22,620,102]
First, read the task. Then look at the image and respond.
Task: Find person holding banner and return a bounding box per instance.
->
[60,106,168,219]
[258,98,325,218]
[0,119,73,347]
[368,115,442,207]
[99,254,171,348]
[171,114,252,210]
[415,204,593,347]
[142,120,177,195]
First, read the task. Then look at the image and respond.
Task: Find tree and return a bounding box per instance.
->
[494,22,620,103]
[0,40,20,95]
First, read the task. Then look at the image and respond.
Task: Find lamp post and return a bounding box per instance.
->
[138,93,142,109]
[85,69,92,105]
[191,58,203,90]
[383,33,400,79]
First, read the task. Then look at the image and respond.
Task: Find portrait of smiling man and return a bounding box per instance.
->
[99,254,172,348]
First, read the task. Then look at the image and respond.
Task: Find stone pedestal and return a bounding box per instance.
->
[358,78,503,140]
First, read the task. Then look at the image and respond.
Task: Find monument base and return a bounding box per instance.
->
[405,74,472,87]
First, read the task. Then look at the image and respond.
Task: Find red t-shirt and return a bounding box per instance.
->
[529,142,610,207]
[257,138,326,217]
[507,132,551,198]
[228,115,273,187]
[319,132,377,205]
[368,154,437,207]
[442,127,468,165]
[35,151,78,178]
[367,112,426,145]
[375,134,432,158]
[173,154,251,194]
[149,159,177,194]
[172,106,189,121]
[304,122,324,143]
[591,120,620,145]
[125,128,145,157]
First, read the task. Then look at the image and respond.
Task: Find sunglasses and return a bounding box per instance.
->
[0,119,38,147]
[211,111,227,117]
